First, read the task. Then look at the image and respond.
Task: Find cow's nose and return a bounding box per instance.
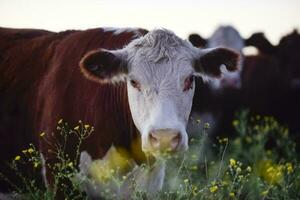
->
[149,129,181,152]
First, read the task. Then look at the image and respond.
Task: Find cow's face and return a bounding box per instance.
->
[80,29,238,156]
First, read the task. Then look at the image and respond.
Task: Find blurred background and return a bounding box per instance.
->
[0,0,299,44]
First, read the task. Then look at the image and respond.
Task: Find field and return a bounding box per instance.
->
[1,110,299,200]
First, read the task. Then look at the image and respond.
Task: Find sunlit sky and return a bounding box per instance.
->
[1,0,299,44]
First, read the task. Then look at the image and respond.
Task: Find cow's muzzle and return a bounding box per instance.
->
[147,128,182,153]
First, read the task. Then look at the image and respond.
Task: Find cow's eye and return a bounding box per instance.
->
[183,75,194,92]
[130,79,141,91]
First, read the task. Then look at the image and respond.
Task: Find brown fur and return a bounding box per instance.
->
[0,27,148,191]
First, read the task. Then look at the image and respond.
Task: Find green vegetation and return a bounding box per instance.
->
[1,110,299,199]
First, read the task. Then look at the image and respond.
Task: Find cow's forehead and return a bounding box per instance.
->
[125,29,196,82]
[129,57,194,85]
[126,29,195,63]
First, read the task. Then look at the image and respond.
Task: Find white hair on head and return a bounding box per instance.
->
[125,29,195,64]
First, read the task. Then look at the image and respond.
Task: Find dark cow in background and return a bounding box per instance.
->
[0,27,239,192]
[189,27,300,141]
[243,30,300,135]
[246,30,300,90]
[188,25,245,137]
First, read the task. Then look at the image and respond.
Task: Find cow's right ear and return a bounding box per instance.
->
[79,49,128,84]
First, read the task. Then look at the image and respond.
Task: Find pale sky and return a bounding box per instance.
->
[0,0,299,44]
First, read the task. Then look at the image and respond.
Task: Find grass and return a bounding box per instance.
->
[1,110,299,199]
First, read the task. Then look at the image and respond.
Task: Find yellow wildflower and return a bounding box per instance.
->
[246,166,252,172]
[245,136,252,143]
[229,192,235,197]
[283,128,289,138]
[258,159,283,184]
[191,154,197,160]
[286,163,293,174]
[210,180,216,185]
[196,119,201,124]
[219,137,229,144]
[191,165,198,171]
[232,120,239,127]
[15,155,21,161]
[204,123,210,129]
[261,190,269,196]
[236,167,242,173]
[34,162,39,168]
[209,185,218,193]
[40,132,45,137]
[84,124,90,129]
[67,162,73,167]
[222,181,228,186]
[28,148,34,153]
[184,179,189,183]
[230,158,236,167]
[192,185,198,196]
[89,146,132,183]
[74,126,80,131]
[22,150,28,154]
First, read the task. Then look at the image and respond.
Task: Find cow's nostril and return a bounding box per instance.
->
[149,133,159,148]
[148,129,181,151]
[171,133,181,149]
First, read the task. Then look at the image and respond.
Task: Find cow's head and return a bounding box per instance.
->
[80,29,238,156]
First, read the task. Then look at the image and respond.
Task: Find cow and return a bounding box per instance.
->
[246,29,300,90]
[242,30,300,135]
[0,27,239,192]
[188,27,300,141]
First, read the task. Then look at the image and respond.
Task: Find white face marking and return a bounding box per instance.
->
[127,59,194,152]
[124,30,197,153]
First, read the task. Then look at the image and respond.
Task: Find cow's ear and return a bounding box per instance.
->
[188,33,207,48]
[245,32,277,55]
[79,49,128,83]
[194,47,239,77]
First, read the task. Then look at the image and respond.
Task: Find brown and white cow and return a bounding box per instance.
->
[0,27,238,191]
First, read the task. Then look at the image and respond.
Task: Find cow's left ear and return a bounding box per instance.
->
[194,47,239,77]
[79,48,128,84]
